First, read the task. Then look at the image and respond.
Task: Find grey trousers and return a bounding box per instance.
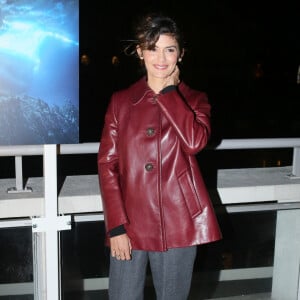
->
[108,246,197,300]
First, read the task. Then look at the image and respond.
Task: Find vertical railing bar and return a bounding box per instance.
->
[7,156,32,193]
[292,146,300,178]
[15,156,23,191]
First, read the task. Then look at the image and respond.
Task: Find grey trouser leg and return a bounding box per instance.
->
[108,246,197,300]
[149,246,197,300]
[108,250,148,300]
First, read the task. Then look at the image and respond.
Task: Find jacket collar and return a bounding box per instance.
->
[129,76,186,104]
[130,77,155,104]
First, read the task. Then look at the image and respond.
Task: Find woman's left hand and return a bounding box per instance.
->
[110,233,132,260]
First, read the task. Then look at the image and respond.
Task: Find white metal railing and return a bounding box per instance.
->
[214,138,300,178]
[1,138,300,154]
[0,138,300,182]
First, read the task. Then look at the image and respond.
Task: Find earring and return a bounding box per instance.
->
[178,58,182,62]
[140,56,143,60]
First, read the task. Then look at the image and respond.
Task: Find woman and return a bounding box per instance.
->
[97,12,222,300]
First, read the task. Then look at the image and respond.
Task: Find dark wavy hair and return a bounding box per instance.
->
[124,12,185,58]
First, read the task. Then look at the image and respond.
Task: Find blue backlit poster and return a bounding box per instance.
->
[0,0,79,145]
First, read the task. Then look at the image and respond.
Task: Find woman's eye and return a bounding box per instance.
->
[166,47,176,53]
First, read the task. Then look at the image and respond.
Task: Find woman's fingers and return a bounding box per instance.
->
[110,234,132,260]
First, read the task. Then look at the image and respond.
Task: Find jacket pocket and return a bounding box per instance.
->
[178,171,203,218]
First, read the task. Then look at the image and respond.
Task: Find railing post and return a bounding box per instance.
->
[7,156,32,193]
[272,208,300,300]
[292,146,300,178]
[32,145,71,300]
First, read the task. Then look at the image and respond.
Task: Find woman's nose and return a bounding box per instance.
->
[157,50,166,62]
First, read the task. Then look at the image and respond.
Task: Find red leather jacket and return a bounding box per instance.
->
[98,77,222,251]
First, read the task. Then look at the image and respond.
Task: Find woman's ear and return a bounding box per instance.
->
[136,46,143,59]
[178,49,185,62]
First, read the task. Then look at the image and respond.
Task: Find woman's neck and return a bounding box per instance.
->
[147,76,164,94]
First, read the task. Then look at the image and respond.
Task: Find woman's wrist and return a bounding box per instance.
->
[109,225,126,237]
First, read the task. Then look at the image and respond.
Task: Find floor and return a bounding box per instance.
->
[0,275,272,300]
[62,278,272,300]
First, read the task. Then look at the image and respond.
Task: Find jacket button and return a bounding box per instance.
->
[145,163,154,171]
[146,128,155,136]
[151,95,158,103]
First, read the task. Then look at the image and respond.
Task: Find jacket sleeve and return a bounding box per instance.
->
[157,86,211,154]
[97,94,128,233]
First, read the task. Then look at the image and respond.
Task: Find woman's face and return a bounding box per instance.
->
[139,34,181,81]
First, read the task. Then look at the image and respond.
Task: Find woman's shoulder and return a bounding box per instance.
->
[113,77,143,94]
[111,77,149,103]
[179,81,208,101]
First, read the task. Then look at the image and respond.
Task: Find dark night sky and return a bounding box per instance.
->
[79,1,300,143]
